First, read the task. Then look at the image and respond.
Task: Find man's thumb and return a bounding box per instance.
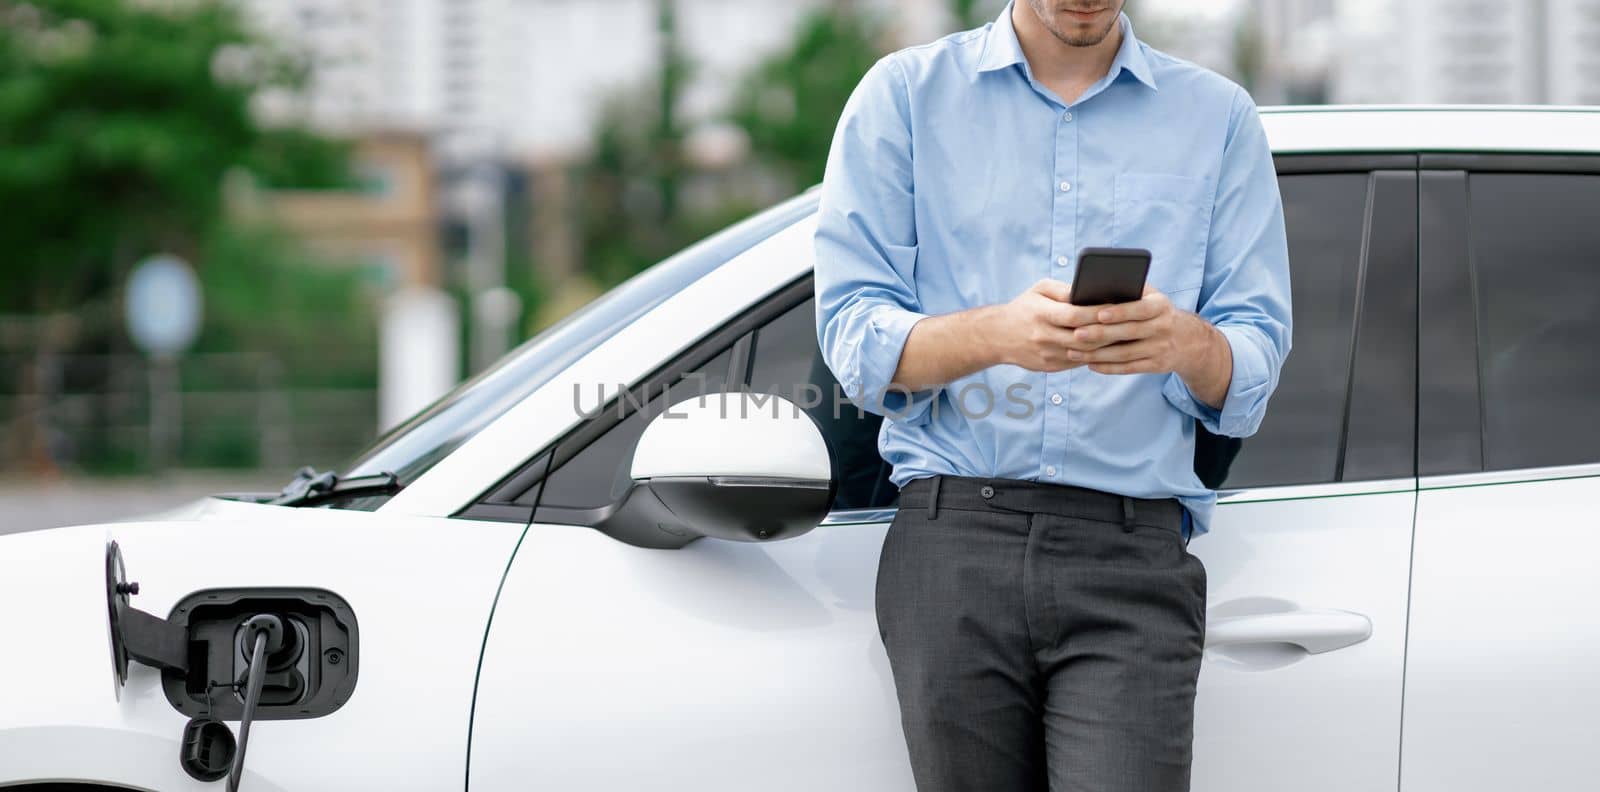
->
[1032,278,1072,303]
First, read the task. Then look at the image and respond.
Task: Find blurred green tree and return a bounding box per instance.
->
[951,0,988,29]
[575,0,693,287]
[0,0,348,315]
[0,0,360,474]
[728,6,884,192]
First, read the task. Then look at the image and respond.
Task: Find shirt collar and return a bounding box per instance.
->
[974,1,1158,92]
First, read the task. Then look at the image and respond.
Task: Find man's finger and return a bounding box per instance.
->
[1072,339,1158,363]
[1088,358,1162,375]
[1072,317,1159,347]
[1095,290,1167,324]
[1042,300,1103,328]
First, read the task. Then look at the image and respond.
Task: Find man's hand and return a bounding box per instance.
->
[889,278,1089,392]
[987,278,1094,373]
[1064,284,1234,410]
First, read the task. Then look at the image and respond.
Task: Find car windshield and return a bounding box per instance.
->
[341,191,819,485]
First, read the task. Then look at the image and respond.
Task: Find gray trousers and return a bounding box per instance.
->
[877,475,1207,792]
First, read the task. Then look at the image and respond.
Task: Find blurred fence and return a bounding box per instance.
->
[1,351,377,475]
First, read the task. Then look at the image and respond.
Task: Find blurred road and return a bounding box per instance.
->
[0,473,281,536]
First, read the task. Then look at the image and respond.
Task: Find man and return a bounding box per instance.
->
[812,1,1292,790]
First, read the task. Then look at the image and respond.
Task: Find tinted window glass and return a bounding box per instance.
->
[1222,173,1368,488]
[748,299,896,511]
[539,349,733,510]
[1469,173,1600,471]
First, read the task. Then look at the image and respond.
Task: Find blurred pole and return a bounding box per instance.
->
[461,165,510,373]
[1529,0,1549,103]
[472,286,522,373]
[1253,0,1287,105]
[656,0,684,226]
[256,355,292,471]
[148,353,180,472]
[380,286,460,433]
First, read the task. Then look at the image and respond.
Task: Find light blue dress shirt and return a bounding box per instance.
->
[813,2,1292,539]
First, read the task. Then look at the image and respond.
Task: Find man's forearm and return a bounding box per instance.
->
[890,305,1007,392]
[1173,312,1232,410]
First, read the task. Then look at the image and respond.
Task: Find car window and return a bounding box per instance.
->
[1221,172,1369,488]
[747,298,897,511]
[1468,173,1600,471]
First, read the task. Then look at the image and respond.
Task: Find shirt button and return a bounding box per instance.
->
[1059,181,1072,193]
[1050,393,1063,405]
[1045,466,1058,477]
[1055,255,1069,267]
[1063,111,1074,122]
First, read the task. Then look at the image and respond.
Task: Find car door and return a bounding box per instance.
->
[1188,159,1419,792]
[1401,158,1600,792]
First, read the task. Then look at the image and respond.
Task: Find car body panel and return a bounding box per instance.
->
[0,509,522,790]
[1400,448,1600,787]
[467,521,911,791]
[1193,484,1416,791]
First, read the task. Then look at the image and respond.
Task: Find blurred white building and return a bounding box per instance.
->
[1334,0,1600,105]
[1254,0,1338,104]
[242,0,960,160]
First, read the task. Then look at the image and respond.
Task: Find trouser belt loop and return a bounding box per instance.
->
[927,475,942,520]
[1120,495,1137,533]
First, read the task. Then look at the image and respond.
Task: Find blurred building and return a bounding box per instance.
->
[1334,0,1600,105]
[242,0,959,160]
[1253,0,1337,103]
[232,133,442,290]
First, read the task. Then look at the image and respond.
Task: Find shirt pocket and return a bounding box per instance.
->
[1112,172,1213,295]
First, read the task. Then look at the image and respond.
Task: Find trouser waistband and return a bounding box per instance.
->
[898,475,1185,533]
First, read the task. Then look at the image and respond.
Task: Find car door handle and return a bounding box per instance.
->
[1205,608,1372,654]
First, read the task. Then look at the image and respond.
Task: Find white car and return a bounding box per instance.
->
[4,106,1599,792]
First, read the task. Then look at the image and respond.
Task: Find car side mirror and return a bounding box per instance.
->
[591,392,836,549]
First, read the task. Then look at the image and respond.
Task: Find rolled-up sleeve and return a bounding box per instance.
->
[1163,86,1293,438]
[813,55,937,424]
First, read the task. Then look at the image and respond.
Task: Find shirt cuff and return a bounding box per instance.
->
[1163,323,1272,437]
[845,304,937,425]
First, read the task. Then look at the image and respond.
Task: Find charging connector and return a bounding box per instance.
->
[227,614,286,792]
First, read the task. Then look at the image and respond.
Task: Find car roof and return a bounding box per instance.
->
[1259,105,1600,154]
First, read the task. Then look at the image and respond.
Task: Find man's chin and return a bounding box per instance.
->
[1053,25,1117,47]
[1047,12,1119,46]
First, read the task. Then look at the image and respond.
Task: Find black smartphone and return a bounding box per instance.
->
[1068,247,1151,306]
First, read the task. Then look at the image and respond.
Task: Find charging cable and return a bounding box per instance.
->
[228,614,284,792]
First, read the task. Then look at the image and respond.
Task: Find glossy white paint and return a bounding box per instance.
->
[1259,106,1600,154]
[467,520,909,791]
[631,394,832,481]
[1401,472,1600,791]
[0,509,523,790]
[1187,490,1415,792]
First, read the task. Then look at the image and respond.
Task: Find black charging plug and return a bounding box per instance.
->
[226,613,286,792]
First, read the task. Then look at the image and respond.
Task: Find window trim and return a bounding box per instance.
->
[1338,169,1419,483]
[1422,155,1600,476]
[1418,169,1482,476]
